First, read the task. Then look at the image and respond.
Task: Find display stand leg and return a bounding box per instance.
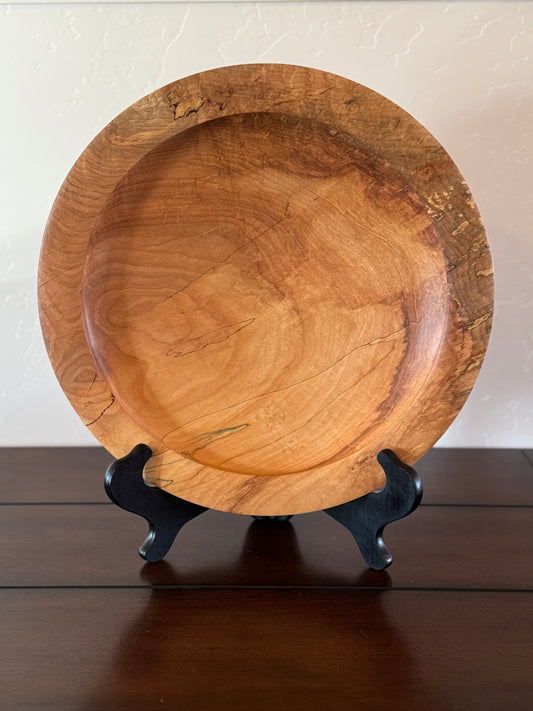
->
[105,445,421,569]
[104,444,207,562]
[325,449,423,570]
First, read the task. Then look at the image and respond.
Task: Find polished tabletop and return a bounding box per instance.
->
[0,447,532,710]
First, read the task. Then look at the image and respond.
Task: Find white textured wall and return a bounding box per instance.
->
[1,2,532,447]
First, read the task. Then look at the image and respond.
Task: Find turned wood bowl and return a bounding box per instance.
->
[38,64,493,515]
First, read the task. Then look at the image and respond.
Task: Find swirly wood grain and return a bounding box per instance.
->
[38,64,493,514]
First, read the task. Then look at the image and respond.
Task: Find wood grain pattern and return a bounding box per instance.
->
[2,589,532,711]
[419,448,533,505]
[2,505,532,589]
[3,446,532,506]
[1,449,532,710]
[38,64,493,514]
[0,447,112,502]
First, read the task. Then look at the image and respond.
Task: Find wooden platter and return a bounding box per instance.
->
[38,64,493,515]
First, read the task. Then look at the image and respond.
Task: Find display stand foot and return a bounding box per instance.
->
[104,444,207,562]
[105,446,421,569]
[324,449,423,570]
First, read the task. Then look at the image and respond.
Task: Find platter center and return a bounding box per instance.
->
[81,110,448,477]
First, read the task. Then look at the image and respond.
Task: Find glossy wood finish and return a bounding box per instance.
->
[2,589,532,711]
[83,110,447,504]
[418,447,533,505]
[3,446,532,506]
[38,64,493,515]
[0,447,112,502]
[2,505,533,589]
[0,447,532,709]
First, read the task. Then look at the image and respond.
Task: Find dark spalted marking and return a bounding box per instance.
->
[144,457,186,475]
[162,328,405,444]
[325,450,422,570]
[85,394,115,427]
[180,424,249,458]
[143,477,174,488]
[105,444,206,562]
[166,318,255,358]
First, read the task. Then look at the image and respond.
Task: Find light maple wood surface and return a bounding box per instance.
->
[38,64,493,514]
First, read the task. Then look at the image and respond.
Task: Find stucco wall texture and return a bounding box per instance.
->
[1,2,532,446]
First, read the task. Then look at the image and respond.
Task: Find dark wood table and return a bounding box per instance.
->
[1,447,532,710]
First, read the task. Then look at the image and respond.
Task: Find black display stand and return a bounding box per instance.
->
[105,445,422,570]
